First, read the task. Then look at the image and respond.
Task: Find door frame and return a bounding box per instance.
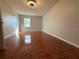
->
[0,9,4,50]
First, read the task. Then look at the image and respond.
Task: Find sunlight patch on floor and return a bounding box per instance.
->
[24,35,31,44]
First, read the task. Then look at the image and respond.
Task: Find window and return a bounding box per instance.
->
[24,18,31,27]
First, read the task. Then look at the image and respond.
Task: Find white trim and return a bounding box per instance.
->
[43,31,79,48]
[24,30,42,32]
[4,32,15,39]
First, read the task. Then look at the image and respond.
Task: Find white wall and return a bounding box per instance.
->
[0,0,19,39]
[19,15,42,32]
[42,0,79,46]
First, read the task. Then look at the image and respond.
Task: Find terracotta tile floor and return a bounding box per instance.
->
[0,31,79,59]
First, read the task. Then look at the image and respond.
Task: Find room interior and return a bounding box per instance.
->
[0,0,79,59]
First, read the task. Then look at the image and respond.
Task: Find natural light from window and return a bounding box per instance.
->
[24,18,31,27]
[24,35,31,44]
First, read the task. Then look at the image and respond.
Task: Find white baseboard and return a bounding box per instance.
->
[43,31,79,48]
[4,32,15,39]
[24,30,42,32]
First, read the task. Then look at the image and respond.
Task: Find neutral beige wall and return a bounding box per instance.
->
[0,0,19,38]
[19,15,42,32]
[42,0,79,45]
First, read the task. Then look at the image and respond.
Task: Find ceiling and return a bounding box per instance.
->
[5,0,59,16]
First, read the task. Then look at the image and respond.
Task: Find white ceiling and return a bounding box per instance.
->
[5,0,59,16]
